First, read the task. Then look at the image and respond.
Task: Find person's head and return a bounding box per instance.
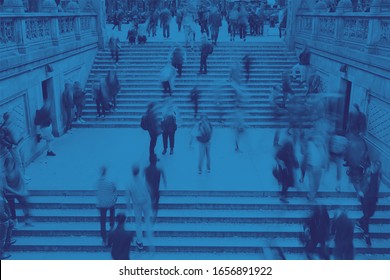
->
[100,166,107,177]
[3,112,10,122]
[132,164,140,176]
[116,213,126,225]
[149,154,157,166]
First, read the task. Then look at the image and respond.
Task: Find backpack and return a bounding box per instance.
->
[140,115,149,130]
[197,121,212,143]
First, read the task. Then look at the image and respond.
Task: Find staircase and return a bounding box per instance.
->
[9,190,390,260]
[74,41,307,129]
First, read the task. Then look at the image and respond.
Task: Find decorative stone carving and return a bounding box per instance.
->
[3,0,25,13]
[368,95,390,148]
[59,17,74,34]
[82,0,95,12]
[0,19,16,44]
[298,0,311,11]
[336,0,353,13]
[379,20,390,45]
[25,18,51,40]
[314,0,328,13]
[318,17,336,37]
[65,1,80,13]
[80,16,92,31]
[41,0,58,13]
[298,16,313,33]
[370,0,382,13]
[342,18,369,42]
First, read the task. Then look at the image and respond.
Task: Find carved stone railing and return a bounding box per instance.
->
[0,13,97,54]
[296,12,390,55]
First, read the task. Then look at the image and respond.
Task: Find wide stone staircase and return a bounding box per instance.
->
[74,41,309,129]
[9,189,390,260]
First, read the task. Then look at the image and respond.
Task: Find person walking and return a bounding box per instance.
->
[170,44,187,78]
[92,81,107,119]
[127,165,153,250]
[34,100,56,156]
[145,154,167,222]
[292,46,311,85]
[196,115,213,174]
[73,81,86,123]
[160,7,172,39]
[107,213,133,260]
[62,82,74,133]
[198,35,213,75]
[209,6,222,46]
[0,184,15,260]
[95,166,117,246]
[108,36,121,64]
[105,69,121,111]
[160,63,176,96]
[331,210,354,260]
[190,85,200,119]
[356,160,389,246]
[161,103,177,155]
[142,102,162,159]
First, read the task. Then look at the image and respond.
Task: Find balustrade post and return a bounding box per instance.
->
[74,17,81,40]
[50,17,60,46]
[366,18,381,54]
[14,17,27,54]
[334,16,344,46]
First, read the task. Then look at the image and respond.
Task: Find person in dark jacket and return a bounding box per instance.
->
[62,82,74,132]
[197,115,213,174]
[303,205,330,259]
[73,81,86,123]
[331,209,354,260]
[145,154,167,222]
[170,44,186,78]
[92,81,107,119]
[356,160,389,246]
[209,7,222,46]
[161,103,177,155]
[35,100,55,156]
[347,104,367,136]
[145,102,162,158]
[160,7,172,39]
[198,35,213,75]
[105,69,121,111]
[292,46,311,85]
[108,213,133,260]
[274,133,298,203]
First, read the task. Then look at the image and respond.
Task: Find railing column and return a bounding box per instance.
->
[14,17,27,54]
[74,17,81,40]
[366,18,381,54]
[50,17,60,46]
[334,17,344,46]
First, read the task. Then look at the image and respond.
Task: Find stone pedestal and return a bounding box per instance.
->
[41,0,58,13]
[3,0,25,13]
[314,0,328,13]
[336,0,353,14]
[65,0,80,13]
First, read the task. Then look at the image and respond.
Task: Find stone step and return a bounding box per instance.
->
[8,236,390,254]
[11,222,390,238]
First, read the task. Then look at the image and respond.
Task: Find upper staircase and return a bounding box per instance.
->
[75,41,307,128]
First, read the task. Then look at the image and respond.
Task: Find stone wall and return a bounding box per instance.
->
[291,1,390,184]
[0,13,98,166]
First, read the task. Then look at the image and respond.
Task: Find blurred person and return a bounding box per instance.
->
[0,189,14,260]
[228,6,239,41]
[160,63,176,96]
[3,157,32,226]
[73,81,86,123]
[292,46,311,85]
[112,10,123,31]
[105,69,121,111]
[170,44,187,78]
[137,19,148,44]
[209,6,222,46]
[92,80,107,119]
[127,165,153,250]
[190,85,200,119]
[233,108,246,153]
[176,7,183,32]
[62,82,74,133]
[347,104,367,136]
[160,7,172,39]
[34,100,55,156]
[196,115,213,174]
[302,205,330,260]
[1,112,26,177]
[281,72,294,108]
[229,61,242,87]
[306,69,322,95]
[107,213,133,260]
[329,132,348,192]
[127,22,137,45]
[198,35,213,75]
[274,132,299,203]
[183,14,196,50]
[242,54,253,83]
[108,36,121,64]
[161,101,178,155]
[356,160,390,246]
[331,209,354,260]
[278,8,287,38]
[145,154,167,222]
[149,9,159,37]
[198,5,209,37]
[142,102,162,158]
[238,5,249,41]
[95,166,117,246]
[269,85,285,112]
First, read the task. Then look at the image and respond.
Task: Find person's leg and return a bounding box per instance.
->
[98,208,107,243]
[167,23,170,38]
[16,195,30,223]
[169,131,175,150]
[198,143,206,173]
[5,196,16,222]
[109,206,115,229]
[205,142,211,171]
[133,204,143,244]
[204,57,208,74]
[96,100,101,116]
[162,132,168,153]
[178,64,182,77]
[149,133,158,157]
[0,221,9,258]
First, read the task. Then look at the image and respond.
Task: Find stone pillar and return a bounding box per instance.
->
[41,0,58,13]
[90,0,107,49]
[15,17,27,53]
[336,0,353,14]
[74,17,81,40]
[3,0,25,12]
[285,0,301,50]
[50,17,60,46]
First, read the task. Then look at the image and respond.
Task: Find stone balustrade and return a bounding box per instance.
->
[0,13,97,54]
[296,12,390,56]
